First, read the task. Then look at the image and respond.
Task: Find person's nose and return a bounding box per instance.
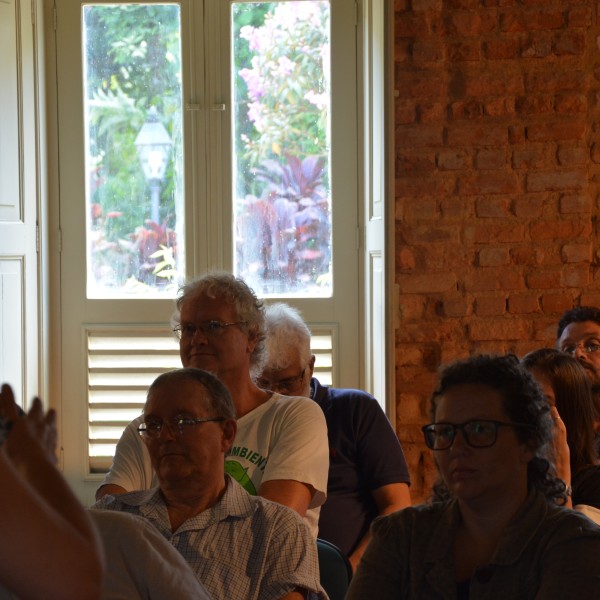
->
[449,427,470,454]
[573,345,588,361]
[158,422,177,441]
[189,326,209,345]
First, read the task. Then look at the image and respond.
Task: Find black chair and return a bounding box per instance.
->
[316,538,352,600]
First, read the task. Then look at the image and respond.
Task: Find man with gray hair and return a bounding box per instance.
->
[95,368,325,600]
[256,303,411,572]
[97,273,328,538]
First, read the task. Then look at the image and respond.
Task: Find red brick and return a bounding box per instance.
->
[478,247,511,266]
[555,93,587,114]
[395,39,411,63]
[442,293,473,317]
[396,100,417,124]
[511,146,547,169]
[448,41,482,62]
[484,38,519,59]
[459,172,519,195]
[561,242,592,263]
[398,272,457,293]
[511,245,543,266]
[475,148,506,170]
[413,40,444,63]
[447,124,508,146]
[520,34,552,58]
[500,10,564,32]
[515,95,554,115]
[447,0,479,8]
[396,175,454,199]
[411,0,442,11]
[526,122,586,142]
[541,293,576,314]
[395,71,447,99]
[581,293,600,307]
[568,7,592,27]
[553,32,585,56]
[563,265,590,288]
[464,73,524,96]
[396,150,436,173]
[395,347,423,367]
[529,219,592,240]
[398,247,417,270]
[475,296,507,316]
[591,143,600,164]
[556,144,588,167]
[508,294,540,314]
[484,96,516,117]
[397,295,428,320]
[440,197,469,219]
[475,197,510,218]
[403,197,439,219]
[559,194,592,214]
[526,170,587,192]
[418,102,445,123]
[445,12,497,36]
[465,221,526,243]
[469,318,531,340]
[525,71,585,93]
[399,223,460,244]
[396,124,443,148]
[526,268,562,289]
[436,149,470,170]
[508,125,526,144]
[395,15,429,37]
[464,268,524,291]
[450,99,484,120]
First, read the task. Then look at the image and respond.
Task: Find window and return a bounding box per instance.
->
[51,0,363,501]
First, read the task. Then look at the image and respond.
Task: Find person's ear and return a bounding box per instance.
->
[308,355,316,377]
[221,419,237,453]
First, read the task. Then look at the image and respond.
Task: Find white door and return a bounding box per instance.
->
[51,0,360,504]
[0,0,42,409]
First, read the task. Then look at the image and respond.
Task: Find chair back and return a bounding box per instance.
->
[316,538,352,600]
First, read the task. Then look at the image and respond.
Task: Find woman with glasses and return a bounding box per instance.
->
[346,354,600,600]
[522,348,600,514]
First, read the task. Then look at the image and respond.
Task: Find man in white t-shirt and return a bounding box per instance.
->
[96,272,328,536]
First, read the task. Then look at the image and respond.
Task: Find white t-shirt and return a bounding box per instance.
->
[101,393,328,537]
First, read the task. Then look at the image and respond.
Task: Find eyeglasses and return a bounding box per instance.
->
[421,420,530,451]
[560,341,600,357]
[173,320,246,340]
[256,367,306,395]
[137,416,226,438]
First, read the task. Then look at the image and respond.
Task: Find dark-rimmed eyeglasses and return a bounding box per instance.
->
[137,416,226,438]
[421,420,530,451]
[256,367,306,395]
[173,320,246,340]
[560,341,600,357]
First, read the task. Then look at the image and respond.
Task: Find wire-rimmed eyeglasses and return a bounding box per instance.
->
[421,420,530,451]
[256,367,306,395]
[173,320,246,340]
[137,416,226,438]
[560,341,600,357]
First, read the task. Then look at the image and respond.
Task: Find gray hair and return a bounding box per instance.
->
[147,367,236,420]
[263,303,312,371]
[172,272,266,371]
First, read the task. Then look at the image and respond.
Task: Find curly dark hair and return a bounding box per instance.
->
[557,306,600,339]
[428,354,566,504]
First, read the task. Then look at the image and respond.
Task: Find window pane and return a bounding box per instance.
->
[82,4,184,298]
[232,1,332,297]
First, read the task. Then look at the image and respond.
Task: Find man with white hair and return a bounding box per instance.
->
[256,303,412,572]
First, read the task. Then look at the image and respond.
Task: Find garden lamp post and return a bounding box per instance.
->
[135,106,172,224]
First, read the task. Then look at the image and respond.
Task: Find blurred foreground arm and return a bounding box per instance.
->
[0,384,103,600]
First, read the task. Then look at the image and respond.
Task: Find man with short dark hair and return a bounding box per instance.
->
[95,368,325,600]
[557,306,600,439]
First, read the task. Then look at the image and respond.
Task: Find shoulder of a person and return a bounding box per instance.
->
[371,500,448,537]
[92,487,156,510]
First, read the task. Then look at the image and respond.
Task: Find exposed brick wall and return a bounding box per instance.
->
[393,0,600,503]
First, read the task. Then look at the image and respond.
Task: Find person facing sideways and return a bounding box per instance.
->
[346,354,600,600]
[556,305,600,439]
[94,368,326,600]
[96,272,328,538]
[256,302,411,572]
[0,383,103,600]
[521,348,600,515]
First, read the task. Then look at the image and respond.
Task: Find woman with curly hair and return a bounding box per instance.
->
[347,354,600,600]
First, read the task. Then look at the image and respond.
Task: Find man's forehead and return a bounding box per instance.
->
[558,320,600,342]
